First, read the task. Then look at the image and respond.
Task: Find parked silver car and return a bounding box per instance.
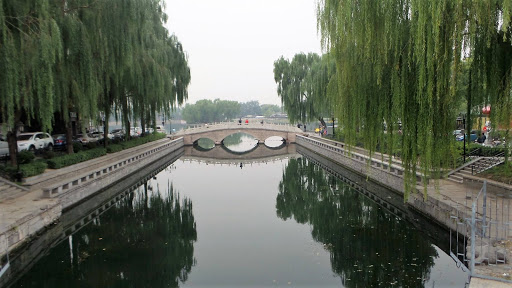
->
[17,132,54,152]
[0,134,9,156]
[73,133,98,145]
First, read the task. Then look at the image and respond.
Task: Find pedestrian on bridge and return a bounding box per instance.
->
[245,119,249,125]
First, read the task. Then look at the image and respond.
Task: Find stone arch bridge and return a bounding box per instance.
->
[173,122,303,145]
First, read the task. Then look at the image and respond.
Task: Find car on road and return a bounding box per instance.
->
[156,125,167,134]
[52,134,67,150]
[17,132,54,152]
[456,132,478,142]
[110,129,125,140]
[0,134,9,157]
[130,127,142,137]
[91,131,114,140]
[73,133,97,145]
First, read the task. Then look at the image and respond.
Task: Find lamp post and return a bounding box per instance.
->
[463,114,466,163]
[332,117,335,137]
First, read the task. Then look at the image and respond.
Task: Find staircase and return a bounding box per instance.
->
[447,155,506,183]
[0,177,30,203]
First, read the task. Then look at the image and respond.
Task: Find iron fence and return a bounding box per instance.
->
[450,181,512,283]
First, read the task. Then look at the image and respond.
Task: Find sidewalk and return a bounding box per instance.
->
[0,138,173,257]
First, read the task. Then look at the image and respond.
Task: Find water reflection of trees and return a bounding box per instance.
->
[277,158,438,288]
[13,183,196,288]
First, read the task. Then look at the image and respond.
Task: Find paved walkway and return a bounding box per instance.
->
[0,138,171,255]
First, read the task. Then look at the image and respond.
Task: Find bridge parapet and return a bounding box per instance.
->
[174,122,303,145]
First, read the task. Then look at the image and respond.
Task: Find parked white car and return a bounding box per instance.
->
[155,125,167,134]
[17,132,54,152]
[0,134,9,156]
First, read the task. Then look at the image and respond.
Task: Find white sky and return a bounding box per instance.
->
[164,0,322,106]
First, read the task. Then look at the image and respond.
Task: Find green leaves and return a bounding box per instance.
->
[273,53,334,124]
[0,0,190,137]
[317,0,512,199]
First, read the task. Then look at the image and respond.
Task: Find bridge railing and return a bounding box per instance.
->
[177,121,301,134]
[42,138,183,198]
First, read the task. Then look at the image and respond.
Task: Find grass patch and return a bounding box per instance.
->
[480,161,512,185]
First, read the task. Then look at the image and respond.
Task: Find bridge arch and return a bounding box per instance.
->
[174,122,303,146]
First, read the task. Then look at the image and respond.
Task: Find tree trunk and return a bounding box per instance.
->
[66,120,73,154]
[7,130,17,167]
[318,117,327,128]
[140,107,146,137]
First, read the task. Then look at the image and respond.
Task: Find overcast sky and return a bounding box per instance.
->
[164,0,322,106]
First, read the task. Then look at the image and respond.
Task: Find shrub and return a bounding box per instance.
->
[42,151,55,159]
[86,142,97,149]
[0,165,19,181]
[19,161,47,178]
[47,148,107,169]
[106,144,123,153]
[17,151,35,164]
[73,142,83,153]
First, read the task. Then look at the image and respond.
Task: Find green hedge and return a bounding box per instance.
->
[106,144,123,153]
[20,161,48,178]
[47,148,107,169]
[120,133,166,150]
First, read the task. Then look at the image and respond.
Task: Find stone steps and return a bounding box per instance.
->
[0,178,29,203]
[447,173,464,183]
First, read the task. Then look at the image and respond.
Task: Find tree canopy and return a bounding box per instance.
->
[181,99,241,124]
[0,0,190,164]
[273,53,336,125]
[315,0,512,198]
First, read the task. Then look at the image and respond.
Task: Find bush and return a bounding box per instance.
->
[106,144,123,153]
[19,161,47,178]
[17,151,35,164]
[0,165,19,181]
[86,142,97,149]
[42,150,55,159]
[73,142,83,153]
[47,148,107,169]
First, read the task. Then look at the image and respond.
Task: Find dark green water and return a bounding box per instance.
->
[9,142,469,287]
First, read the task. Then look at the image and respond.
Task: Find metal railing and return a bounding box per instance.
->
[471,152,506,175]
[450,181,512,283]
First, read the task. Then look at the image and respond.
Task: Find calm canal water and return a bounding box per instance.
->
[10,136,469,287]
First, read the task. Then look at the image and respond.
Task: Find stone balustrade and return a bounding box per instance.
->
[296,135,425,194]
[42,138,184,199]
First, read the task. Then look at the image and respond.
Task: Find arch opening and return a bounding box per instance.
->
[193,138,215,151]
[264,136,286,149]
[222,132,258,153]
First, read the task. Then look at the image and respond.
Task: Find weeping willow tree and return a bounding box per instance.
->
[0,0,62,164]
[1,0,190,164]
[273,53,337,126]
[317,0,512,199]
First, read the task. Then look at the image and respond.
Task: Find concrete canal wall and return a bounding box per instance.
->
[296,135,465,232]
[0,147,184,287]
[0,138,185,263]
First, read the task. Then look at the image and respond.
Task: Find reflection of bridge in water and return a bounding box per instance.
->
[183,144,298,165]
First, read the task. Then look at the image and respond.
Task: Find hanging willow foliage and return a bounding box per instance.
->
[273,53,337,125]
[0,0,62,131]
[0,0,190,162]
[317,0,512,199]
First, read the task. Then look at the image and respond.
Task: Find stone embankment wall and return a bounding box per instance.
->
[296,135,462,232]
[0,138,185,264]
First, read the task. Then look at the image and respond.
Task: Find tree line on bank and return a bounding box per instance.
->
[274,1,512,199]
[0,0,190,165]
[181,99,281,124]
